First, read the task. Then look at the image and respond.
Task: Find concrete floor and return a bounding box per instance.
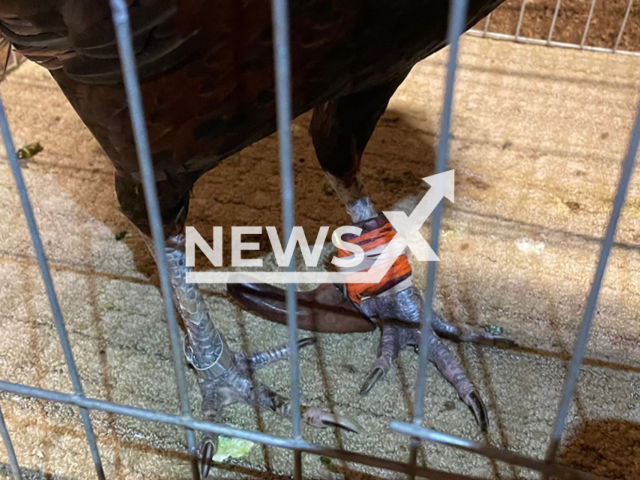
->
[0,36,639,480]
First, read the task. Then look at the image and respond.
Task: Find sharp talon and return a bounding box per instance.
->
[359,367,384,396]
[298,337,317,349]
[304,408,361,433]
[199,437,217,478]
[320,413,361,433]
[465,391,489,432]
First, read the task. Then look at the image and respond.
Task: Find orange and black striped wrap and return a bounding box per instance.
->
[337,218,412,305]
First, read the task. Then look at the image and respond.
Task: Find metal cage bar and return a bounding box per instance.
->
[614,0,634,52]
[108,1,199,478]
[466,30,640,57]
[409,0,468,476]
[515,0,528,39]
[483,12,492,36]
[0,94,105,480]
[0,402,21,480]
[580,0,598,47]
[1,0,639,479]
[270,0,304,476]
[547,0,562,43]
[412,0,468,426]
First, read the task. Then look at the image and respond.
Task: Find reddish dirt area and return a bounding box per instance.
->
[477,0,640,52]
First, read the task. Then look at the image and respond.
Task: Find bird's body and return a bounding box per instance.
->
[0,1,514,473]
[2,0,500,229]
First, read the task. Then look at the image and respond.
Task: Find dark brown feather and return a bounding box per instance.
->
[0,0,504,231]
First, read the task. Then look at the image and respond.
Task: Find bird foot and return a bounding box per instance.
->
[357,292,516,431]
[194,337,359,477]
[228,277,517,432]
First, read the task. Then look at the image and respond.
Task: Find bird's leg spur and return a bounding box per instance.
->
[146,234,359,478]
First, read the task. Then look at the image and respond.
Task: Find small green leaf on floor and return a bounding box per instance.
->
[213,437,255,462]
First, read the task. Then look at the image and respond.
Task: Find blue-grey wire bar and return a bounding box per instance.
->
[0,380,490,480]
[0,0,638,478]
[408,0,468,477]
[390,422,607,480]
[543,86,640,467]
[580,0,598,47]
[0,402,21,480]
[547,0,562,43]
[614,0,634,52]
[270,0,303,477]
[514,0,527,39]
[108,1,199,478]
[412,0,469,426]
[0,95,105,480]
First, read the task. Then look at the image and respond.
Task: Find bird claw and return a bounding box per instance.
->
[194,336,358,478]
[359,367,385,396]
[463,391,489,432]
[228,277,518,435]
[303,407,361,433]
[199,436,217,479]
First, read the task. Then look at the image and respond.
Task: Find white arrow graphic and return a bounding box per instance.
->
[383,170,455,262]
[350,170,455,284]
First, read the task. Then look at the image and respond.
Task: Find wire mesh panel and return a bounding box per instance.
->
[0,1,638,479]
[470,0,640,56]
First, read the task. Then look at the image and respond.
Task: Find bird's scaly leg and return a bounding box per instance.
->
[310,82,518,430]
[146,234,359,478]
[230,78,517,431]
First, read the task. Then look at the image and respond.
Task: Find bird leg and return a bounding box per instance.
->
[230,79,516,431]
[312,83,517,430]
[146,234,359,478]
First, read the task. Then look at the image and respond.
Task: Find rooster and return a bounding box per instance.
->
[0,0,514,475]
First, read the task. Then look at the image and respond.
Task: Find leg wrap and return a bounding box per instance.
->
[335,214,413,305]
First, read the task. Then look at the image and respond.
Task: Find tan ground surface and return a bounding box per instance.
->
[0,36,639,480]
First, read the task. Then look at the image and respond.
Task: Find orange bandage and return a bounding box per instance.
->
[337,220,412,305]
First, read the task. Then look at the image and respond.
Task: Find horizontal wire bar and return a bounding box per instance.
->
[0,93,105,480]
[390,422,607,480]
[0,402,21,480]
[0,380,491,480]
[544,73,640,467]
[108,2,199,477]
[466,30,640,57]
